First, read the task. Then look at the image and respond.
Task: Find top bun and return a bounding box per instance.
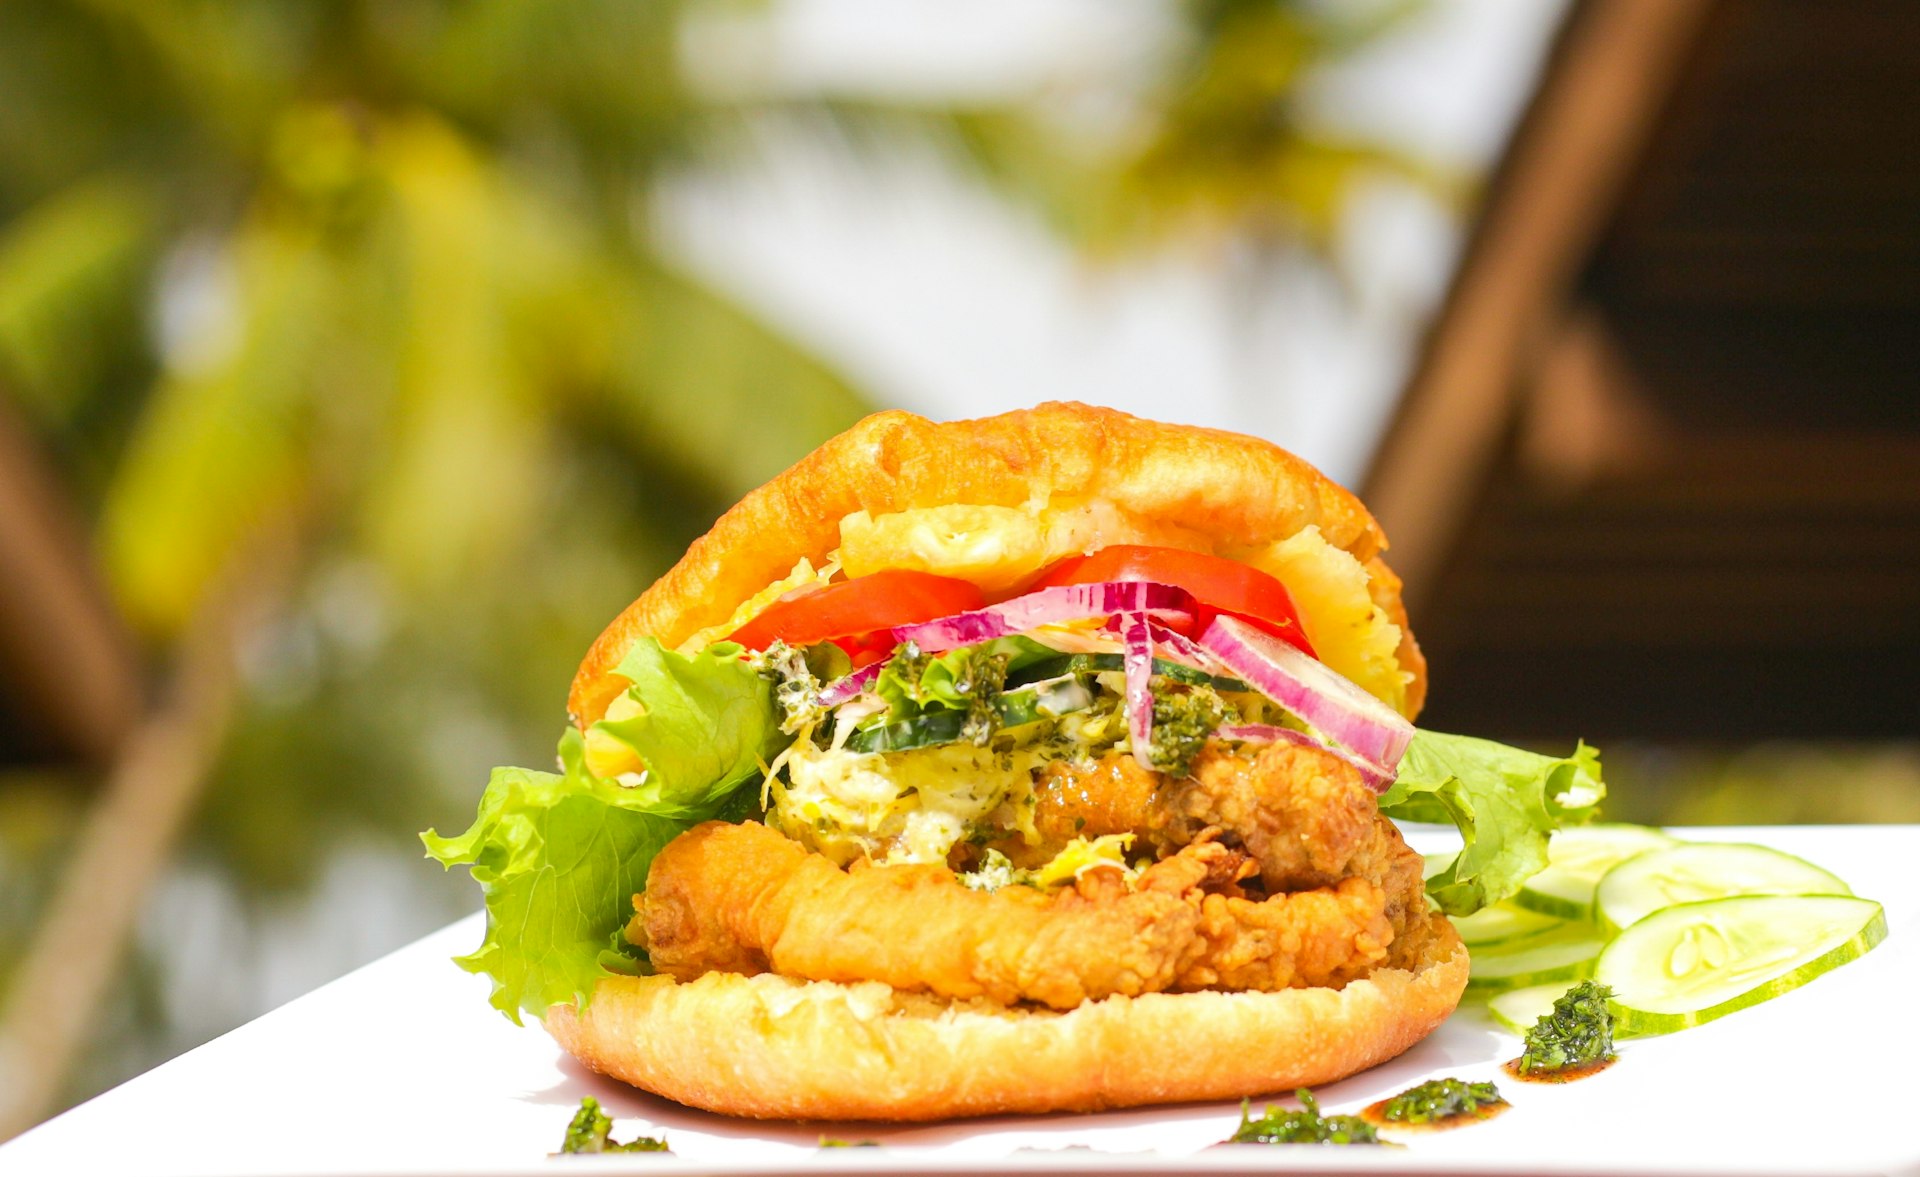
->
[569,402,1424,727]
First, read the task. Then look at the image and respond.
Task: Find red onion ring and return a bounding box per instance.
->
[888,581,1195,653]
[1198,615,1414,772]
[816,660,884,708]
[1119,612,1158,772]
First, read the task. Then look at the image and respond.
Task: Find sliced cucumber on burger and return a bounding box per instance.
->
[846,677,1094,753]
[1014,653,1248,692]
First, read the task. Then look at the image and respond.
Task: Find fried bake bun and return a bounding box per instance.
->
[546,917,1466,1120]
[568,401,1425,728]
[547,402,1465,1120]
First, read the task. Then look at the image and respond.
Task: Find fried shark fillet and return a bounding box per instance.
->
[634,821,1394,1010]
[1022,741,1432,949]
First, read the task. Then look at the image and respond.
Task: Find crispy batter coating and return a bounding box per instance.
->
[1188,877,1395,990]
[1017,742,1431,955]
[635,821,1394,1010]
[1171,745,1430,947]
[1020,754,1166,864]
[639,822,1202,1009]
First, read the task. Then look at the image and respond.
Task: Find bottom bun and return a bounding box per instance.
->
[544,917,1467,1121]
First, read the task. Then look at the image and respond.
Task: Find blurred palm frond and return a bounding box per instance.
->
[0,1,879,923]
[1108,0,1458,258]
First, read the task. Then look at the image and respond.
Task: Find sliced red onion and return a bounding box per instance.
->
[1144,619,1231,676]
[1217,724,1394,792]
[1119,611,1158,772]
[1091,617,1226,675]
[817,660,884,708]
[1219,722,1312,746]
[889,581,1195,653]
[1198,614,1414,771]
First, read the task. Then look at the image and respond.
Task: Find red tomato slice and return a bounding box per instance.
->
[726,570,984,655]
[1031,545,1315,655]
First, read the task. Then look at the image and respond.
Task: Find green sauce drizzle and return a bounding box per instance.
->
[557,1097,670,1155]
[1149,683,1234,776]
[1228,1090,1380,1145]
[1380,1078,1507,1123]
[954,646,1012,746]
[1520,980,1618,1074]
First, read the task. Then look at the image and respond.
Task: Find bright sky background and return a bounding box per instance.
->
[659,0,1568,484]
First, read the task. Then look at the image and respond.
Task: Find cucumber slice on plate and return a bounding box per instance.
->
[1514,824,1679,920]
[1596,843,1853,932]
[1467,923,1607,991]
[1486,982,1575,1035]
[1598,894,1886,1034]
[1450,902,1565,947]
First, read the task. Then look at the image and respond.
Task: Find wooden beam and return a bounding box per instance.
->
[1362,0,1715,616]
[1518,305,1678,490]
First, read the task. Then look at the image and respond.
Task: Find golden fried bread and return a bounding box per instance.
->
[545,918,1466,1121]
[568,402,1424,727]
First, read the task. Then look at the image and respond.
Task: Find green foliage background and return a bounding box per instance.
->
[0,0,871,900]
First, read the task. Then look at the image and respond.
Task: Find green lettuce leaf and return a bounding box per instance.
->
[1380,730,1605,916]
[872,635,1056,717]
[586,639,787,817]
[421,640,784,1022]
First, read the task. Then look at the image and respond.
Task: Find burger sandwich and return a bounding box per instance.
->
[425,403,1603,1120]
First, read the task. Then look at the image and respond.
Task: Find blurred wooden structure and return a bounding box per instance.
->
[1367,0,1920,743]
